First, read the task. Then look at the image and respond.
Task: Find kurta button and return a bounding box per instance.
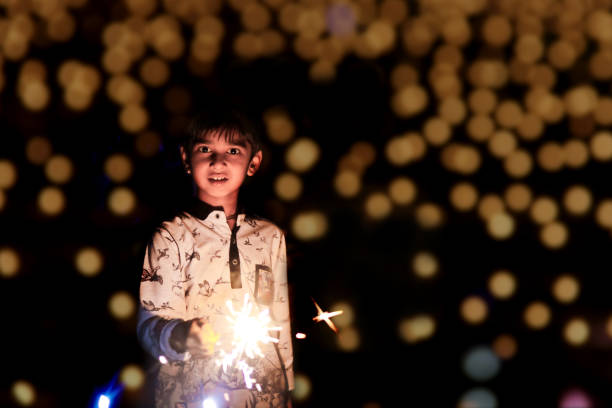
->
[231,259,238,265]
[231,238,236,244]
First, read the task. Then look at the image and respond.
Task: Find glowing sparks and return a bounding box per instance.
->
[216,294,281,390]
[296,332,307,339]
[312,298,343,333]
[202,397,217,408]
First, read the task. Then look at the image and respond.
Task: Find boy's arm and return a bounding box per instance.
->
[137,226,190,362]
[269,230,295,391]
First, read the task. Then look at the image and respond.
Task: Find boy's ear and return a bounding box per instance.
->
[180,146,188,165]
[247,150,263,176]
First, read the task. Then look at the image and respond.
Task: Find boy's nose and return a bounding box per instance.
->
[209,153,225,166]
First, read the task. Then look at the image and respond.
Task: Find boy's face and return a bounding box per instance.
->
[182,130,262,207]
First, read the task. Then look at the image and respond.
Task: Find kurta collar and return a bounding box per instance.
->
[186,197,248,222]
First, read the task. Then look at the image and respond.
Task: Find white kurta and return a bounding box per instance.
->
[138,200,294,408]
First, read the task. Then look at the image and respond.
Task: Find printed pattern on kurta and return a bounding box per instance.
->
[138,204,293,408]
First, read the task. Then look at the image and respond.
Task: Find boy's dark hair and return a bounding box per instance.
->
[181,105,262,161]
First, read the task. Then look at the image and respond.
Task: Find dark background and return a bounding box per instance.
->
[2,1,612,407]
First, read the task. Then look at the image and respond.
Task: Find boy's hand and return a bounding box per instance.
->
[170,318,219,358]
[186,319,219,357]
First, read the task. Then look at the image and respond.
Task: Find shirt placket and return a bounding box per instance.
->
[229,224,242,289]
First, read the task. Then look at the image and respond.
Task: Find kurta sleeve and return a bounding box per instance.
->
[269,230,294,390]
[137,225,190,362]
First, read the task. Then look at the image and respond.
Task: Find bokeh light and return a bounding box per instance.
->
[505,183,533,212]
[11,380,36,406]
[412,251,438,279]
[25,136,53,165]
[336,326,360,352]
[274,172,303,201]
[415,202,444,229]
[524,301,552,330]
[0,159,18,189]
[105,154,134,183]
[450,182,478,212]
[119,364,145,390]
[108,187,137,216]
[264,108,295,144]
[285,138,320,173]
[108,291,136,320]
[552,274,580,304]
[492,334,517,360]
[563,317,590,347]
[291,373,312,403]
[119,104,149,133]
[325,301,353,329]
[391,84,428,118]
[540,221,569,249]
[398,314,436,344]
[487,212,515,240]
[462,346,501,381]
[388,177,417,205]
[530,196,558,225]
[559,388,593,408]
[364,192,392,220]
[488,270,517,300]
[75,247,104,277]
[563,185,592,216]
[44,155,74,184]
[334,170,362,198]
[135,131,161,157]
[0,247,20,278]
[37,186,66,216]
[291,211,328,241]
[478,194,505,221]
[458,388,498,408]
[461,295,488,325]
[595,199,612,228]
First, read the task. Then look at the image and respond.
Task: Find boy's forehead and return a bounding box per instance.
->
[196,129,248,147]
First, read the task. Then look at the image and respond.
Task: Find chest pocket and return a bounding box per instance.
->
[254,264,274,305]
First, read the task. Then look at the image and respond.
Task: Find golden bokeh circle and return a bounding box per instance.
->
[0,247,20,278]
[552,274,580,304]
[365,192,393,220]
[412,251,438,278]
[274,172,303,201]
[0,160,18,189]
[488,270,517,299]
[108,291,137,320]
[563,318,590,346]
[388,177,417,205]
[398,314,436,343]
[460,295,488,325]
[449,182,478,212]
[524,301,551,329]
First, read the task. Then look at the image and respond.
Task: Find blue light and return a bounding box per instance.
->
[91,373,123,408]
[98,394,111,408]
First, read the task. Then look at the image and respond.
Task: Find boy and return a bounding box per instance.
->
[137,106,294,408]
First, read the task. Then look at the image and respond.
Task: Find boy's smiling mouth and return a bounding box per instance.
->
[208,175,228,182]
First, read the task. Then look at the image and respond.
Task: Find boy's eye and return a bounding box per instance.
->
[197,146,209,153]
[228,148,240,155]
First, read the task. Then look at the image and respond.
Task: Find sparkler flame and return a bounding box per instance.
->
[216,294,281,390]
[312,298,343,333]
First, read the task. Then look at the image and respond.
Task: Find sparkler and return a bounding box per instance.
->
[311,297,343,333]
[216,294,281,390]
